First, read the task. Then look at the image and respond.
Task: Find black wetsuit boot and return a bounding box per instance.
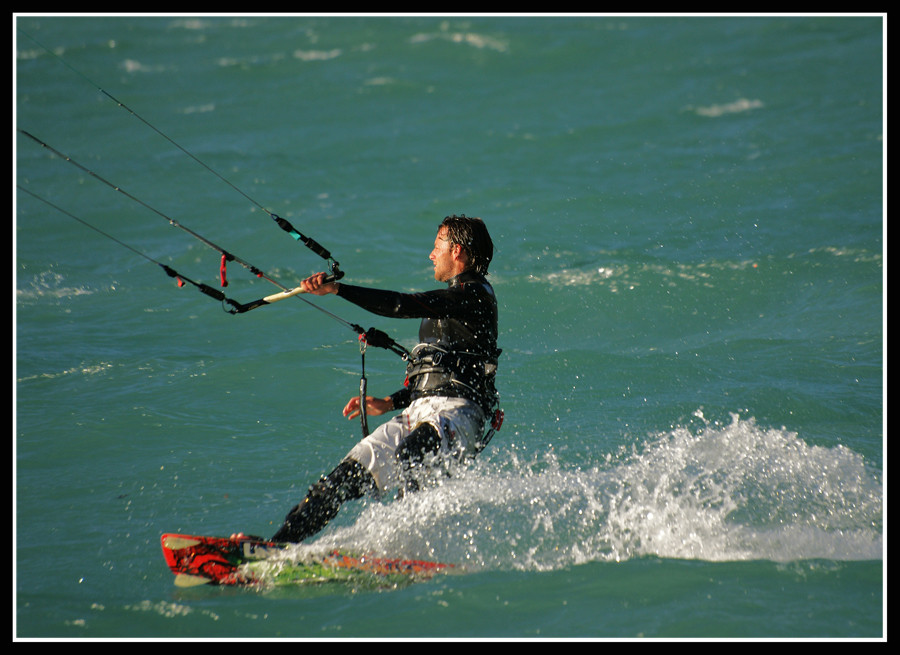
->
[271,459,377,543]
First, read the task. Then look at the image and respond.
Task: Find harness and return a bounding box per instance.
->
[405,344,499,407]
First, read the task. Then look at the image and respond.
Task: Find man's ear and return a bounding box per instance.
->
[452,243,469,265]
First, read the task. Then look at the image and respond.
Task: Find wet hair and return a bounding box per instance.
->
[439,214,494,275]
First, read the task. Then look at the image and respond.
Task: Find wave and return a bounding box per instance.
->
[16,361,115,384]
[409,25,509,53]
[529,258,758,291]
[527,245,881,291]
[16,270,96,302]
[687,98,764,118]
[316,412,883,571]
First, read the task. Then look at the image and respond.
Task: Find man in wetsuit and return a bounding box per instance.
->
[269,214,500,543]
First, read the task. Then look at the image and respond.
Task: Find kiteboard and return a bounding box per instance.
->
[160,533,454,588]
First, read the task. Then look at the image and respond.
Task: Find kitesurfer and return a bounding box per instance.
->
[263,214,500,543]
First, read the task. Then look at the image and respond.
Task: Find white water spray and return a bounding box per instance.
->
[316,412,882,572]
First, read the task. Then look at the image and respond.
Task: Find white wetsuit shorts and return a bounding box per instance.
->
[344,396,485,492]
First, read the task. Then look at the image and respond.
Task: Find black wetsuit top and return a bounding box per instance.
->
[336,270,500,414]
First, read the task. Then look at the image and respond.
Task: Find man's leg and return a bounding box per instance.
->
[271,458,377,543]
[396,422,443,494]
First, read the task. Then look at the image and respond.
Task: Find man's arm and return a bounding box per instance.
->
[342,394,397,421]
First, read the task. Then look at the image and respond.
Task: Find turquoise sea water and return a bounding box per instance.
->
[15,15,884,639]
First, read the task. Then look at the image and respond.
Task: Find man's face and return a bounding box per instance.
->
[430,227,461,282]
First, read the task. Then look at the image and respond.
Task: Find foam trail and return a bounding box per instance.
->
[317,413,883,571]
